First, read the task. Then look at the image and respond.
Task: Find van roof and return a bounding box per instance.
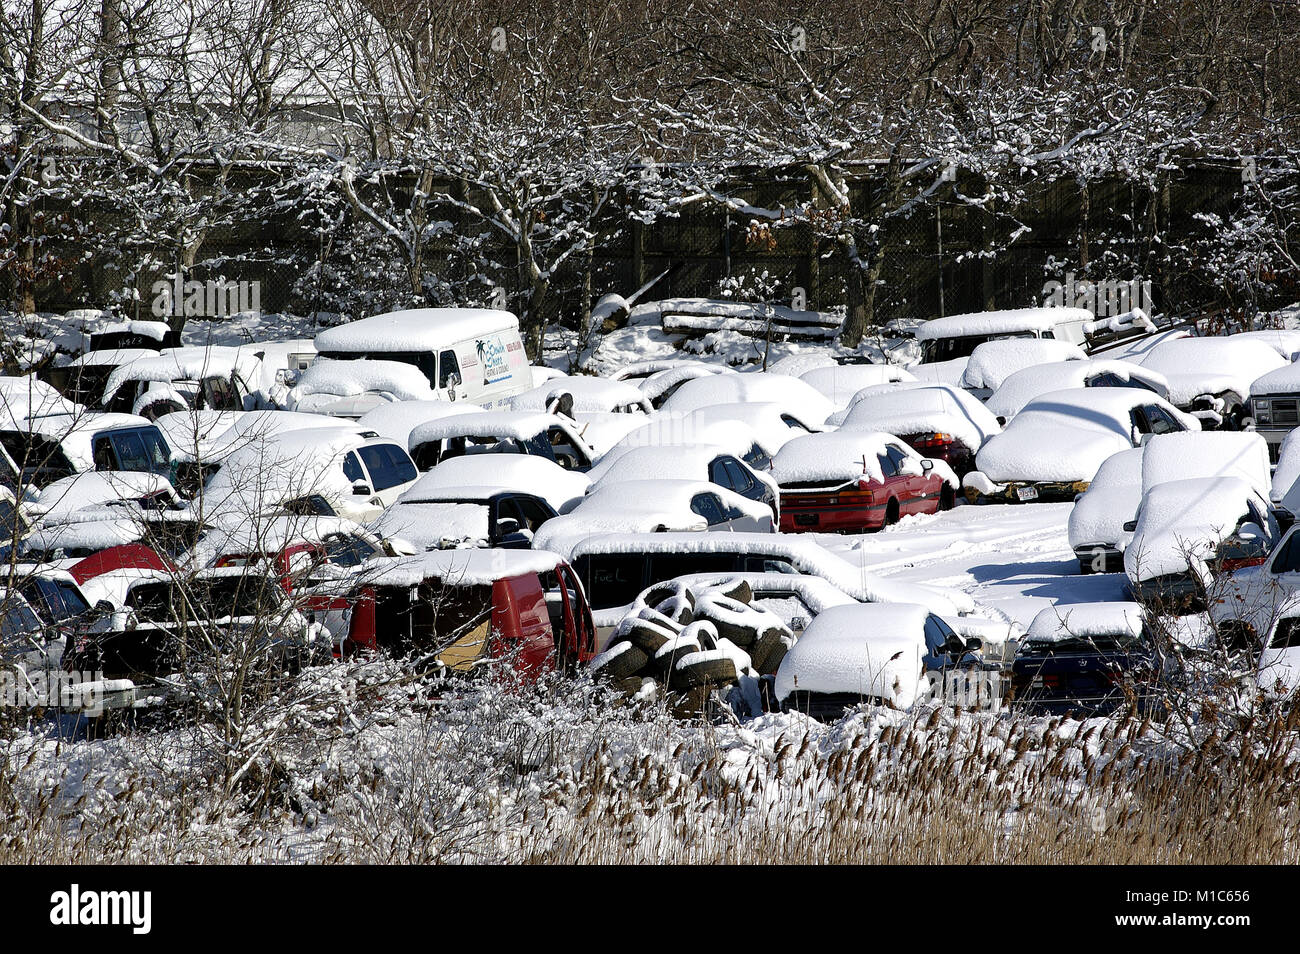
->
[313,308,519,353]
[914,307,1093,341]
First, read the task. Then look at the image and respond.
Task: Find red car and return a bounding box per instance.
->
[347,549,597,679]
[773,432,956,533]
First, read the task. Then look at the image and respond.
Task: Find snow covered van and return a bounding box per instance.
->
[915,307,1095,364]
[311,308,530,408]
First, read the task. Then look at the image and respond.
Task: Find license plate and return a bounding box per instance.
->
[795,513,819,526]
[1016,486,1039,501]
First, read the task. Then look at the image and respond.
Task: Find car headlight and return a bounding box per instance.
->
[1254,399,1271,423]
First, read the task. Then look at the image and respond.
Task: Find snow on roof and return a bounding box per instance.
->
[660,371,835,424]
[288,358,436,406]
[1067,447,1144,550]
[1249,360,1300,397]
[152,409,245,461]
[362,547,562,588]
[908,357,970,388]
[32,471,176,523]
[773,602,933,706]
[585,418,760,482]
[25,517,148,554]
[564,531,971,615]
[398,454,589,511]
[1124,476,1259,583]
[764,353,838,377]
[960,339,1087,391]
[682,403,821,454]
[507,376,650,414]
[102,347,251,403]
[798,364,917,407]
[1138,337,1287,405]
[591,444,729,491]
[914,307,1094,341]
[532,480,749,554]
[67,348,157,368]
[407,410,573,452]
[635,365,726,403]
[0,380,80,424]
[356,399,482,447]
[975,388,1190,484]
[93,319,169,341]
[841,384,999,451]
[985,358,1169,420]
[1141,431,1271,498]
[312,308,518,354]
[610,358,723,382]
[772,431,928,486]
[372,501,490,549]
[1025,602,1145,643]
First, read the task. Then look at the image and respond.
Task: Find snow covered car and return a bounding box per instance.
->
[0,412,174,490]
[355,399,485,448]
[1068,448,1144,573]
[632,364,728,409]
[836,383,999,477]
[312,307,530,407]
[199,426,418,523]
[531,479,773,559]
[660,371,837,426]
[796,363,916,409]
[984,358,1171,423]
[1136,336,1287,430]
[99,346,264,418]
[963,388,1197,503]
[1124,476,1279,613]
[587,444,778,517]
[958,338,1087,400]
[28,471,182,525]
[349,548,596,676]
[771,431,958,533]
[1255,606,1300,696]
[775,603,985,718]
[20,511,204,567]
[914,306,1094,364]
[1010,602,1169,716]
[508,376,653,417]
[407,410,597,472]
[286,358,438,419]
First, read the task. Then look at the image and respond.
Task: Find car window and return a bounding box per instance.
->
[690,493,728,525]
[877,451,899,478]
[357,443,418,492]
[1272,534,1300,574]
[721,457,755,494]
[887,445,911,471]
[923,614,960,654]
[324,533,378,568]
[343,451,365,485]
[109,430,151,471]
[743,444,771,471]
[202,375,238,410]
[438,350,461,389]
[512,496,555,531]
[1145,405,1182,435]
[708,457,732,489]
[1271,618,1300,650]
[0,601,42,641]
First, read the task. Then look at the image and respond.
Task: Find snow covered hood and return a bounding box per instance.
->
[1124,476,1259,583]
[774,602,934,707]
[357,400,483,447]
[798,364,916,407]
[508,376,650,414]
[407,410,569,450]
[661,371,835,424]
[1025,602,1145,643]
[397,454,589,511]
[985,358,1170,420]
[1066,447,1144,550]
[772,431,955,487]
[1140,431,1271,498]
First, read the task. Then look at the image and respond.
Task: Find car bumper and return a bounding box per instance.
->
[965,480,1090,505]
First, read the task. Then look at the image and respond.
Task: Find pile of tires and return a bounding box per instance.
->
[588,578,795,718]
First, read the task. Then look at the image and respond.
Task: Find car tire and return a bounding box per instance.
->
[749,628,786,674]
[593,642,649,681]
[884,498,900,527]
[672,653,738,689]
[939,486,955,511]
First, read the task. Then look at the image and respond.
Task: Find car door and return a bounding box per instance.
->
[689,492,731,530]
[355,442,419,507]
[438,349,468,403]
[1259,617,1300,694]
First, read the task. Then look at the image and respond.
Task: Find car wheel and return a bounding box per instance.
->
[672,653,738,689]
[884,498,900,527]
[939,486,955,511]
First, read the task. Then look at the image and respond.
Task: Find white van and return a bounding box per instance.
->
[915,307,1094,364]
[311,308,530,408]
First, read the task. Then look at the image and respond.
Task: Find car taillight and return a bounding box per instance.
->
[345,591,376,656]
[855,479,876,500]
[914,432,954,449]
[215,553,250,567]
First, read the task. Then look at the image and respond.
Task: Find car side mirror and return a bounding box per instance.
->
[352,483,372,496]
[496,517,521,536]
[1123,519,1138,533]
[447,372,462,388]
[921,459,934,473]
[963,637,983,653]
[94,600,115,615]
